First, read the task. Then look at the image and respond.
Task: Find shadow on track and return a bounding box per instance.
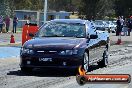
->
[7,65,104,77]
[7,68,76,77]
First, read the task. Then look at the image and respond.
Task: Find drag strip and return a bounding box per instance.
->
[0,43,132,88]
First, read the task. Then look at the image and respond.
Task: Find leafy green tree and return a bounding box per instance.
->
[78,0,100,20]
[48,0,73,11]
[78,0,115,20]
[0,0,12,17]
[115,0,132,17]
[96,0,114,19]
[11,0,43,10]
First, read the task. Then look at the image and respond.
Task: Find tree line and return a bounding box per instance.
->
[0,0,132,19]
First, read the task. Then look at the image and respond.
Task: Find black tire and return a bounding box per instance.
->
[82,52,89,72]
[98,47,109,67]
[21,67,33,73]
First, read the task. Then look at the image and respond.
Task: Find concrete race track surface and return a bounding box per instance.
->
[0,43,132,88]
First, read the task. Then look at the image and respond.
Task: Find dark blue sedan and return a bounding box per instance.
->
[20,19,109,73]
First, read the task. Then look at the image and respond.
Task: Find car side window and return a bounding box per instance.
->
[87,22,96,35]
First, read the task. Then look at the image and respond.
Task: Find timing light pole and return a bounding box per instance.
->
[44,0,47,23]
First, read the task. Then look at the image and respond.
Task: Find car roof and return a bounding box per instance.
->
[51,19,88,24]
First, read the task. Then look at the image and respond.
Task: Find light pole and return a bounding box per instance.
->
[44,0,47,23]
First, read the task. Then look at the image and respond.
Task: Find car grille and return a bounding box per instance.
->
[36,50,58,55]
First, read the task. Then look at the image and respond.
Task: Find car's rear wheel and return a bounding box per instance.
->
[21,67,33,73]
[82,52,89,72]
[98,47,109,67]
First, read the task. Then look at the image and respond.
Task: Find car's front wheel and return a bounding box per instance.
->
[98,48,109,67]
[82,52,89,72]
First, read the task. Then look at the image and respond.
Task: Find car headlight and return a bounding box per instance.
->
[21,48,34,54]
[59,50,78,55]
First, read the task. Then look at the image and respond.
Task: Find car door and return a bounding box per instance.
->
[96,30,108,60]
[96,31,107,61]
[86,22,104,65]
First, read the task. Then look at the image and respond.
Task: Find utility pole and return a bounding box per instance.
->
[44,0,47,23]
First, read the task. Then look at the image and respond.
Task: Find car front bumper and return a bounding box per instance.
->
[20,55,83,69]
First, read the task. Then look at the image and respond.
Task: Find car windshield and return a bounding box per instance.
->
[37,22,86,38]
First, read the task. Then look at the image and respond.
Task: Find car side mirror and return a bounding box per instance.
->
[90,34,98,39]
[29,33,34,37]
